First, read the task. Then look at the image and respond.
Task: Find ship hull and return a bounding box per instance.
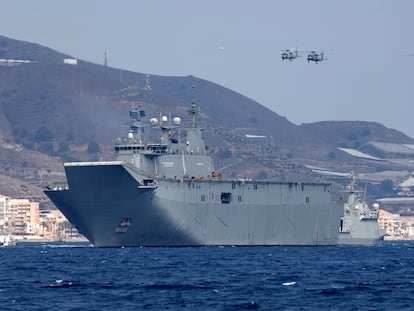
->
[337,235,384,245]
[45,161,342,247]
[338,219,386,245]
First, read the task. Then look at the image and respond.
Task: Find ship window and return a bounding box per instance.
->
[201,194,206,202]
[232,183,236,189]
[305,196,310,204]
[237,195,242,202]
[254,184,258,190]
[221,192,232,204]
[302,184,304,191]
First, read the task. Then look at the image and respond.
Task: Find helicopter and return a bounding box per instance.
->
[281,48,300,61]
[306,51,326,64]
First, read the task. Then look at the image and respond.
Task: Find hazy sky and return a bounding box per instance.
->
[2,1,414,137]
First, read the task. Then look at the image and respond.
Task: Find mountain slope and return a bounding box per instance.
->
[0,35,332,162]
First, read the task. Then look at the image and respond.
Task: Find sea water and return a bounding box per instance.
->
[1,241,414,310]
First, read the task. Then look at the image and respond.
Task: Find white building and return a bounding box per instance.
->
[63,58,77,65]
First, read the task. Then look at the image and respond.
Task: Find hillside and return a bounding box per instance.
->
[301,121,413,148]
[1,35,414,204]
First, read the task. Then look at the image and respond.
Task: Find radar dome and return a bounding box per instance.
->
[372,203,380,209]
[173,117,181,125]
[128,132,133,139]
[162,116,168,122]
[150,117,158,125]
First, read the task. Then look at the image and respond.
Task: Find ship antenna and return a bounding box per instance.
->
[349,171,355,193]
[104,49,108,77]
[189,83,198,128]
[363,182,368,203]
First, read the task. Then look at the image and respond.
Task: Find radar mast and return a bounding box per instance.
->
[189,84,199,128]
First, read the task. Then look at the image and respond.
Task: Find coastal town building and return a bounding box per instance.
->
[0,194,84,241]
[378,209,414,240]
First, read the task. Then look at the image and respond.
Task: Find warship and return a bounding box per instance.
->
[338,174,386,244]
[45,101,342,247]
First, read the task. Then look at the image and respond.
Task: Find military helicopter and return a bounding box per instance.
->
[306,51,326,63]
[281,48,300,61]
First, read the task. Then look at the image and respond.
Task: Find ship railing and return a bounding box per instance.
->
[114,145,145,151]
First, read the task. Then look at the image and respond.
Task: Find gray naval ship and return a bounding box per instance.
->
[338,174,386,244]
[45,102,342,247]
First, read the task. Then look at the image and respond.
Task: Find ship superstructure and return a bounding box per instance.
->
[338,174,386,244]
[45,102,342,247]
